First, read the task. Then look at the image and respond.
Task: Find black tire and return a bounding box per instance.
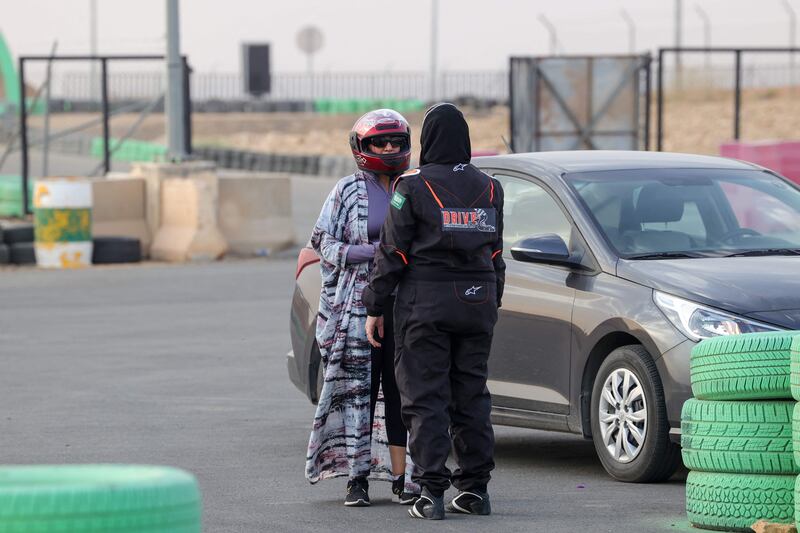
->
[0,243,8,264]
[92,236,142,264]
[590,344,681,482]
[9,242,36,265]
[2,223,34,245]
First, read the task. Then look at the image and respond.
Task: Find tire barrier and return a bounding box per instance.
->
[92,236,142,264]
[683,331,800,531]
[682,399,796,475]
[2,223,34,245]
[32,178,93,269]
[0,174,33,217]
[790,336,800,402]
[194,147,352,177]
[686,472,795,531]
[313,98,425,115]
[0,464,201,533]
[90,137,168,163]
[0,243,8,264]
[9,242,35,265]
[690,332,797,401]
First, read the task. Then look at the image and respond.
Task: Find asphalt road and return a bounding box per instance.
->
[0,258,692,532]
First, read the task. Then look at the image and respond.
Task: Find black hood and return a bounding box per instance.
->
[419,102,471,166]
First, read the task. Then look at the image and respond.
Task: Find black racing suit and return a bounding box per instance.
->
[362,160,505,496]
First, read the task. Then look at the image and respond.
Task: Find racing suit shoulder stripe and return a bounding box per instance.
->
[421,178,445,208]
[394,249,409,264]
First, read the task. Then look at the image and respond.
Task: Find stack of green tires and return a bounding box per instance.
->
[682,331,800,531]
[0,465,201,532]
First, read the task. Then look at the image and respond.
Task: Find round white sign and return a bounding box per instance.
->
[296,26,324,55]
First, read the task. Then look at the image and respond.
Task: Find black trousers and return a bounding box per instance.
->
[393,279,498,496]
[369,296,407,448]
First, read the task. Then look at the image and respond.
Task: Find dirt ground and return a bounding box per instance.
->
[30,87,800,158]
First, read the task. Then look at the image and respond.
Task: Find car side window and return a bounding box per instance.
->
[493,173,574,255]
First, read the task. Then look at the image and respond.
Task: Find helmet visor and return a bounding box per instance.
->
[365,134,409,151]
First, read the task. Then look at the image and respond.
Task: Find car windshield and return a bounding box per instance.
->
[565,168,800,258]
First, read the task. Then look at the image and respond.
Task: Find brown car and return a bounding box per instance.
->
[288,151,800,482]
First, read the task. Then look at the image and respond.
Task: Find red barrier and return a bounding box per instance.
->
[720,140,800,186]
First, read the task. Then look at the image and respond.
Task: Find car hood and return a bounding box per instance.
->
[616,256,800,326]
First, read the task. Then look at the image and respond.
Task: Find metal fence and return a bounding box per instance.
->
[42,63,798,103]
[53,70,508,102]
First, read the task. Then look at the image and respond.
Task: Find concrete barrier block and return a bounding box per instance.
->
[218,170,294,256]
[91,177,151,255]
[143,161,228,262]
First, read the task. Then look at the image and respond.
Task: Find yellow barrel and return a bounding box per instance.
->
[33,177,93,268]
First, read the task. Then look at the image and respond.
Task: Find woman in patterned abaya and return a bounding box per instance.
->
[305,109,420,506]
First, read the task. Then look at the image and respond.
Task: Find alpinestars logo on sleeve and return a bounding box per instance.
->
[441,207,497,232]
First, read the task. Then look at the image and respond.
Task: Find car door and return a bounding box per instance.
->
[488,172,579,416]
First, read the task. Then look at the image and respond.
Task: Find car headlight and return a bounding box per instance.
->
[653,291,782,341]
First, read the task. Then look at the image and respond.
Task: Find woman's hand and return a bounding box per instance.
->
[365,315,384,348]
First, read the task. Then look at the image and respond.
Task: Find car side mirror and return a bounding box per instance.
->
[510,234,584,268]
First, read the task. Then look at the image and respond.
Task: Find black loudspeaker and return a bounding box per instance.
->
[242,43,271,96]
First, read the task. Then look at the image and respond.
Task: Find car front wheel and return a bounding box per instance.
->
[590,345,681,482]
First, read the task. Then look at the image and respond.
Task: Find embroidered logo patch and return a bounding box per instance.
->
[391,191,406,210]
[441,207,497,232]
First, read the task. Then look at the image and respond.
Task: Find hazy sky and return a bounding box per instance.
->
[2,0,797,74]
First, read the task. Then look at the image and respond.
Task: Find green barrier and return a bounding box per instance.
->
[0,174,33,217]
[90,137,167,162]
[313,98,426,115]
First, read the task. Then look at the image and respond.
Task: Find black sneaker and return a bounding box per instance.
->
[344,478,370,507]
[398,491,420,505]
[445,490,491,515]
[408,487,444,520]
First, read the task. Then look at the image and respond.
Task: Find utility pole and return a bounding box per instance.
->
[538,14,559,56]
[620,9,636,54]
[166,0,186,160]
[430,0,438,102]
[782,0,797,88]
[695,5,711,71]
[89,0,98,101]
[675,0,683,89]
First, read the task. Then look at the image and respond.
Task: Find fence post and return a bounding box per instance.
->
[733,49,742,141]
[182,56,193,155]
[101,57,111,175]
[656,49,665,151]
[19,57,30,215]
[644,54,652,151]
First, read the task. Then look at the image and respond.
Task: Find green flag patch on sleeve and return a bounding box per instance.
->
[391,191,406,210]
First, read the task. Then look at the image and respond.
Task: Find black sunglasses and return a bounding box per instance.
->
[367,135,407,148]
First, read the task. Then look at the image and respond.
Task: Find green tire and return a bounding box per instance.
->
[0,465,201,533]
[686,471,795,532]
[690,332,798,401]
[789,335,800,401]
[791,402,800,469]
[681,399,796,474]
